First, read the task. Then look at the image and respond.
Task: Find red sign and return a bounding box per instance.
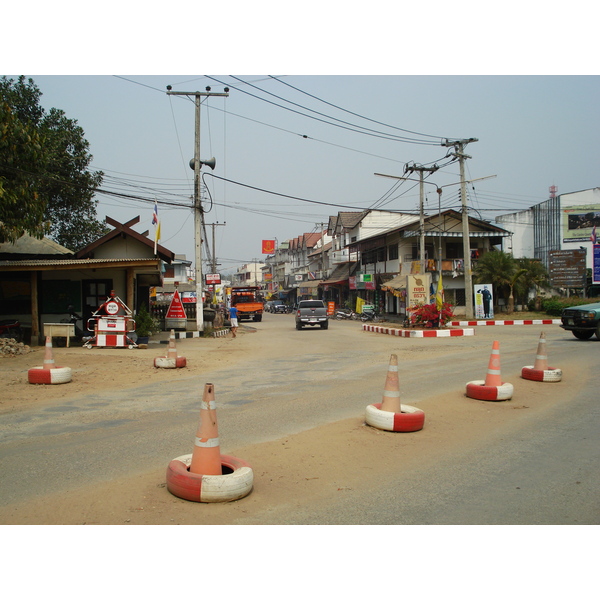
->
[165,289,187,319]
[205,273,221,285]
[262,240,276,254]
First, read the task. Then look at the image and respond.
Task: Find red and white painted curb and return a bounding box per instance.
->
[449,319,560,326]
[363,324,474,337]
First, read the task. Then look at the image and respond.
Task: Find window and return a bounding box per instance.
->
[446,242,463,259]
[445,289,465,306]
[388,244,399,260]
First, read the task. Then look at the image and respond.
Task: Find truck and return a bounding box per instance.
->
[228,286,263,322]
[295,299,329,330]
[560,301,600,340]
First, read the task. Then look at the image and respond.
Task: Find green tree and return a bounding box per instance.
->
[514,257,550,307]
[0,76,108,250]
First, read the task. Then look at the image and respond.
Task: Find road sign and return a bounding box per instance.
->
[549,249,587,287]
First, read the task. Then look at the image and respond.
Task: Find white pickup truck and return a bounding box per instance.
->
[295,299,329,330]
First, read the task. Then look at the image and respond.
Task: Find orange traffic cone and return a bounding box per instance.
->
[189,383,222,476]
[43,336,55,370]
[533,332,548,371]
[167,329,178,360]
[484,341,503,387]
[380,354,401,413]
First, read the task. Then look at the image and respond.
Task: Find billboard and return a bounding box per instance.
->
[262,240,276,254]
[474,284,494,319]
[562,205,600,243]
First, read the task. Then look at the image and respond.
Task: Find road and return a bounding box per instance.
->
[0,312,598,525]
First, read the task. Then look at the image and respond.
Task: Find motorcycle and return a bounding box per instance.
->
[0,319,23,343]
[57,306,92,346]
[335,308,358,320]
[360,309,384,323]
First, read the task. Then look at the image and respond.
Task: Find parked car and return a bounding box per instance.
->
[560,301,600,340]
[295,299,329,330]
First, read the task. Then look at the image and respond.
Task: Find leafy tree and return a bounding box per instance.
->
[0,76,108,250]
[514,257,550,306]
[0,100,49,241]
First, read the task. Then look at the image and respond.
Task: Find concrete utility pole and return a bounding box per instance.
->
[166,86,228,331]
[207,222,226,274]
[316,222,327,277]
[404,163,439,274]
[441,138,478,319]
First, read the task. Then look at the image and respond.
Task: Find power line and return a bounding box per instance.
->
[205,75,441,146]
[268,75,446,141]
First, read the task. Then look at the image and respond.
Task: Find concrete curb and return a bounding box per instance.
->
[449,319,560,326]
[363,324,475,337]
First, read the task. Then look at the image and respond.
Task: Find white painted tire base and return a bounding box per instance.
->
[521,366,562,382]
[365,403,425,432]
[166,453,253,503]
[28,366,73,384]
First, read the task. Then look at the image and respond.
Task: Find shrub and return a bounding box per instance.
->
[409,302,455,328]
[540,296,600,316]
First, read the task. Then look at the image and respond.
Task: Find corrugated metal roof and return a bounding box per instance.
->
[0,257,160,268]
[0,234,73,256]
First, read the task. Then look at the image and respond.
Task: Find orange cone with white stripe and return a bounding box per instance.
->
[43,336,55,370]
[189,383,222,476]
[484,340,503,387]
[533,332,548,371]
[380,354,401,413]
[167,329,178,360]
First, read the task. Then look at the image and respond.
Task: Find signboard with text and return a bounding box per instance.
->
[549,249,587,287]
[407,273,431,307]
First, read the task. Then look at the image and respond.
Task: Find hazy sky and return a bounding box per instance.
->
[5,7,599,274]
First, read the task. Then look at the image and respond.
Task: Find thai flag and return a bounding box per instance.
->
[152,201,161,253]
[591,225,597,244]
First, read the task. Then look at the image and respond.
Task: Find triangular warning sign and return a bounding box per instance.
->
[166,289,187,319]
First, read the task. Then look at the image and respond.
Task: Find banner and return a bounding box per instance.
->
[474,284,494,319]
[262,240,276,254]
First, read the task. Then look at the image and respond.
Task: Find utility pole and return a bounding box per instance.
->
[207,222,226,274]
[316,222,327,277]
[442,138,478,319]
[166,86,228,331]
[404,163,439,275]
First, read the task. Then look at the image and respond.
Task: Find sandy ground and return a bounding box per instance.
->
[0,322,569,526]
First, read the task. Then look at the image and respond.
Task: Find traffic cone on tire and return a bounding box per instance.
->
[533,332,548,371]
[380,354,401,413]
[43,336,55,369]
[153,330,186,368]
[484,340,503,387]
[167,330,178,360]
[189,383,222,476]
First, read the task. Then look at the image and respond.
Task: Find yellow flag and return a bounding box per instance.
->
[435,274,444,311]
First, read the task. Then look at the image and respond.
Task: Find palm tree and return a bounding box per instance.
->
[472,250,516,311]
[515,258,550,308]
[507,268,527,312]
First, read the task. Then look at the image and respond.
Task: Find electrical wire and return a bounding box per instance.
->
[268,75,447,141]
[229,75,444,144]
[205,75,441,146]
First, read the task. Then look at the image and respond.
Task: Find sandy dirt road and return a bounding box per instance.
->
[1,312,598,528]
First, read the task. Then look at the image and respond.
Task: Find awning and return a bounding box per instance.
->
[380,274,407,291]
[319,262,358,286]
